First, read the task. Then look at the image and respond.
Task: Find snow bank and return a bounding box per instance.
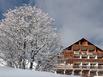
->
[0,67,80,77]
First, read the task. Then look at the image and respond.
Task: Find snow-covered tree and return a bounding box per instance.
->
[0,5,62,70]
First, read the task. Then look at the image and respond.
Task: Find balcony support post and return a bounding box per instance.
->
[72,70,74,75]
[80,70,82,76]
[96,70,98,76]
[55,69,57,74]
[88,70,90,77]
[63,70,66,74]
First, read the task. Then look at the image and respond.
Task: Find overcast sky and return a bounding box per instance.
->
[36,0,103,48]
[0,0,103,48]
[0,0,31,19]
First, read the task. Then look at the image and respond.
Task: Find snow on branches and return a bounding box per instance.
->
[0,5,62,71]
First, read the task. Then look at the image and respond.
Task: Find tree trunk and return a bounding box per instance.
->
[22,59,26,69]
[7,61,13,67]
[29,62,33,69]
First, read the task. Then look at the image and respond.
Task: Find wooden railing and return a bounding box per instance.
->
[64,58,103,63]
[72,45,96,51]
[55,64,103,69]
[54,64,73,69]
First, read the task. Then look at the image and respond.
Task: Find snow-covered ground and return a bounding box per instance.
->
[0,67,80,77]
[94,76,103,77]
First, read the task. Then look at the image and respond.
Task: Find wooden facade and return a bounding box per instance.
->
[54,38,103,77]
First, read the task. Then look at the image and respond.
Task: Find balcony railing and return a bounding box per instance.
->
[59,58,103,63]
[55,64,103,70]
[72,45,96,51]
[54,64,73,69]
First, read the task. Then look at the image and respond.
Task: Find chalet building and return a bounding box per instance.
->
[54,38,103,77]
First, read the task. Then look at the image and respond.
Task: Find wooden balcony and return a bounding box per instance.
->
[57,57,103,65]
[72,45,96,52]
[65,58,103,63]
[54,64,103,71]
[54,64,73,69]
[98,65,103,69]
[63,50,73,58]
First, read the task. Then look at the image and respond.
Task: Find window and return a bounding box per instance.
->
[89,45,95,52]
[73,45,80,51]
[82,55,88,58]
[74,51,80,55]
[81,46,88,51]
[90,55,95,58]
